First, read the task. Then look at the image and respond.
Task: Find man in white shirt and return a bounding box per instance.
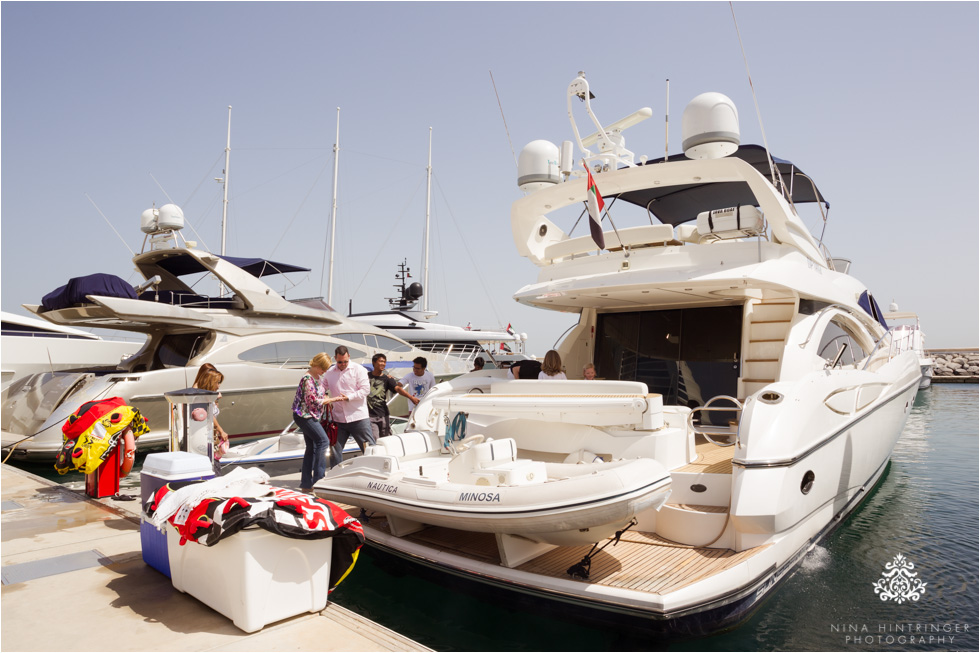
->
[324,345,375,466]
[399,356,436,406]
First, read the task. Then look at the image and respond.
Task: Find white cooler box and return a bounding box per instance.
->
[167,527,333,633]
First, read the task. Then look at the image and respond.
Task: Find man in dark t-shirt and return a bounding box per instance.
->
[367,353,415,440]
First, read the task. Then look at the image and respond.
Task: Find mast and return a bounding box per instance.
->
[422,127,432,312]
[327,108,340,306]
[219,105,232,296]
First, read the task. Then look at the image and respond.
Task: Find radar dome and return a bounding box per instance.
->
[140,208,159,234]
[518,140,560,191]
[682,92,740,160]
[157,204,185,231]
[406,282,424,301]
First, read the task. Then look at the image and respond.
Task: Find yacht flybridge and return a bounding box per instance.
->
[313,73,920,633]
[0,204,462,461]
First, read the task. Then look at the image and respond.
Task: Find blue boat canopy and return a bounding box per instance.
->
[615,145,829,226]
[41,273,137,311]
[154,254,311,278]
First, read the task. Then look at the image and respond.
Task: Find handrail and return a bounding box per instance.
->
[688,395,743,447]
[861,328,908,371]
[798,303,855,349]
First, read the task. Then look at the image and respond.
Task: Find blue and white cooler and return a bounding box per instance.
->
[140,451,214,577]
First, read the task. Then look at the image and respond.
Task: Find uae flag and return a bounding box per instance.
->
[585,165,605,249]
[506,323,515,336]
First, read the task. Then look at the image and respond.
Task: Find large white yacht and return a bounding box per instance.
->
[1,311,141,389]
[314,73,920,634]
[0,204,464,462]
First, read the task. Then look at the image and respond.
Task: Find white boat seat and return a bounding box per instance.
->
[450,438,547,486]
[470,438,517,466]
[490,379,649,396]
[542,224,676,261]
[675,223,700,243]
[376,431,442,460]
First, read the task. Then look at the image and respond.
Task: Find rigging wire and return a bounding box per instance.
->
[84,194,134,256]
[490,70,519,171]
[348,178,426,302]
[269,155,333,258]
[729,1,778,189]
[432,174,503,326]
[182,151,225,207]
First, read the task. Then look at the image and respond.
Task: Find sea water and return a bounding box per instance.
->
[330,385,979,651]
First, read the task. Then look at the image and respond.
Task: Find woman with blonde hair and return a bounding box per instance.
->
[292,352,341,492]
[538,349,567,380]
[192,364,228,455]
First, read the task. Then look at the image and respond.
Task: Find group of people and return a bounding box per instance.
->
[193,346,599,494]
[291,349,436,492]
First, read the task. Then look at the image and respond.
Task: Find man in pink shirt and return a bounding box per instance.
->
[324,345,375,467]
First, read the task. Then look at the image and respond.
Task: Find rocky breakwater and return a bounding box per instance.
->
[928,350,979,382]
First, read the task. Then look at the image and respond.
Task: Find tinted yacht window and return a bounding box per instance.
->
[817,319,866,366]
[239,340,367,366]
[155,332,208,368]
[376,335,413,353]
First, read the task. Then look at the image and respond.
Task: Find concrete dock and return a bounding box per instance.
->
[0,463,429,652]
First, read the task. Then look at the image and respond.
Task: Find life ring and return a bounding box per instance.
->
[120,429,136,477]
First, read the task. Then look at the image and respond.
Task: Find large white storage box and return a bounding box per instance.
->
[167,527,333,633]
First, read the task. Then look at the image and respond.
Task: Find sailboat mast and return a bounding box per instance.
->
[422,127,432,312]
[219,105,232,296]
[327,107,340,306]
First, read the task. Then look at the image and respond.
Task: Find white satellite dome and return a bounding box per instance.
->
[518,140,560,192]
[682,92,740,160]
[140,208,159,234]
[157,204,185,231]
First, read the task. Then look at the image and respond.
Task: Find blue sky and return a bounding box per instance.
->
[2,1,977,350]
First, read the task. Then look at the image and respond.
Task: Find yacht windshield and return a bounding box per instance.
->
[152,331,211,369]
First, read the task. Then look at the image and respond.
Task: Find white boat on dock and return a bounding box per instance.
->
[314,72,921,634]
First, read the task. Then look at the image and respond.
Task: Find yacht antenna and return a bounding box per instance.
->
[664,79,670,162]
[422,127,432,313]
[326,107,340,305]
[730,2,778,188]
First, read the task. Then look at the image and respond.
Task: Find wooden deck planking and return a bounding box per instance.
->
[677,437,735,474]
[337,502,771,599]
